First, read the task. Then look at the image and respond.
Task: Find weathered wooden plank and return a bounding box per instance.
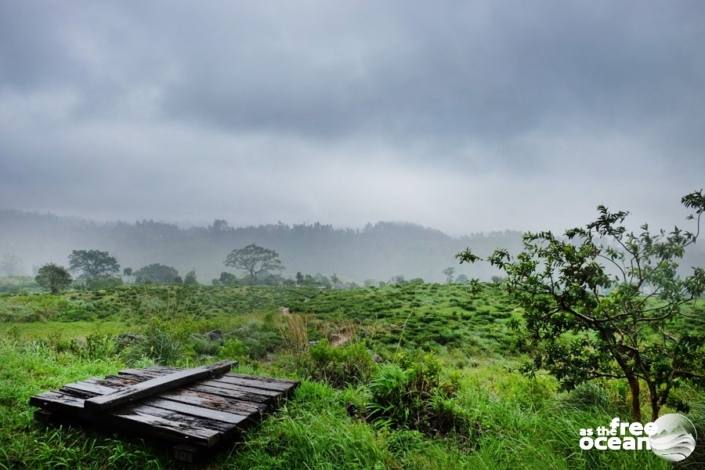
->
[99,375,142,386]
[158,389,267,415]
[218,374,296,392]
[115,370,284,405]
[188,383,274,405]
[227,372,298,386]
[205,378,283,397]
[85,361,233,412]
[109,409,221,446]
[29,391,221,446]
[124,404,235,433]
[30,364,296,455]
[119,367,175,378]
[30,391,85,412]
[142,397,248,424]
[62,380,116,396]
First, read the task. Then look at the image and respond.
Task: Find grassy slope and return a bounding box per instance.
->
[0,284,691,469]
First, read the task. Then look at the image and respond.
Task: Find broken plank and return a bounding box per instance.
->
[85,361,233,412]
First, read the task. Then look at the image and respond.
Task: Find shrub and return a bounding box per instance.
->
[191,336,221,357]
[308,340,375,388]
[367,355,474,437]
[561,382,609,410]
[279,313,309,354]
[141,324,182,365]
[229,321,281,359]
[219,338,248,359]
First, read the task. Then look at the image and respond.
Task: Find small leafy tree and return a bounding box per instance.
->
[458,191,705,421]
[35,263,72,294]
[184,270,198,285]
[69,249,120,282]
[224,244,284,281]
[134,264,181,284]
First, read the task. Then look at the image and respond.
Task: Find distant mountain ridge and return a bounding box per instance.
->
[0,210,523,282]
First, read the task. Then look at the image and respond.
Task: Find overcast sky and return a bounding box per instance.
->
[1,1,703,235]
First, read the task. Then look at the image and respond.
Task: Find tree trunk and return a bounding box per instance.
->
[647,382,661,421]
[627,375,642,422]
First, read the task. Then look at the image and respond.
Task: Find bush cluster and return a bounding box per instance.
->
[367,355,474,437]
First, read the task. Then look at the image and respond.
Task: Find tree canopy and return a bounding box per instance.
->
[224,244,284,281]
[134,263,181,284]
[69,250,120,280]
[35,263,72,294]
[458,190,705,421]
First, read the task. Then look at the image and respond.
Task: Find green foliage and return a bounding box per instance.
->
[459,190,705,421]
[140,323,182,365]
[561,382,610,410]
[134,263,181,284]
[224,244,284,281]
[219,338,248,359]
[35,263,72,294]
[368,355,473,438]
[69,249,121,284]
[0,282,702,468]
[183,269,198,285]
[307,340,375,387]
[229,320,282,359]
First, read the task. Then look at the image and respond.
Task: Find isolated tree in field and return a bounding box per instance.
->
[224,244,284,281]
[458,191,705,421]
[35,263,72,294]
[184,270,198,285]
[134,263,181,284]
[442,267,455,284]
[69,250,120,281]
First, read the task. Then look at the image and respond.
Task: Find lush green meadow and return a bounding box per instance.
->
[1,283,700,469]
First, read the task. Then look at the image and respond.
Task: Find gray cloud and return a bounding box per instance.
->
[0,0,704,235]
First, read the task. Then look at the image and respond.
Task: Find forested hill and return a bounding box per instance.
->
[0,210,524,282]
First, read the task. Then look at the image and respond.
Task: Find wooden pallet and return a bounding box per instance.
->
[29,361,298,462]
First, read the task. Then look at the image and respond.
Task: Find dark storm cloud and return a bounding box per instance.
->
[0,0,704,234]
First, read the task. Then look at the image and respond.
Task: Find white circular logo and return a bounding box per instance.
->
[649,413,698,462]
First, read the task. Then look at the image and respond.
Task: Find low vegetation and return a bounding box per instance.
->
[1,281,701,469]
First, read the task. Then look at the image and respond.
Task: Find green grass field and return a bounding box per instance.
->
[0,283,699,469]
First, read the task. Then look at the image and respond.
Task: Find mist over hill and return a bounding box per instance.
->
[0,210,526,283]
